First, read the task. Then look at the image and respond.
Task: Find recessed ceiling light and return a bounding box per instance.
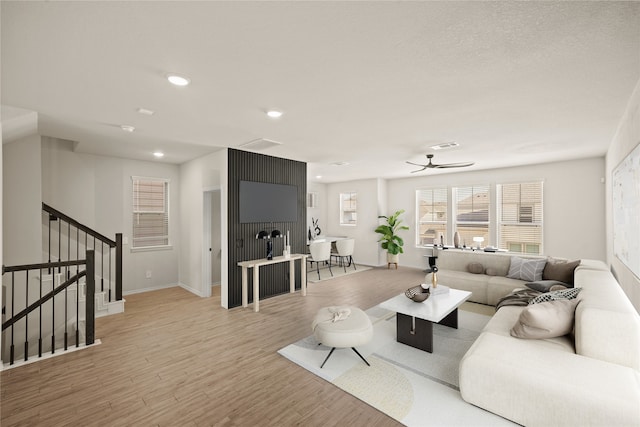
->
[266,110,283,119]
[153,151,164,158]
[120,125,135,132]
[315,175,322,179]
[331,161,350,166]
[166,73,190,86]
[137,107,155,116]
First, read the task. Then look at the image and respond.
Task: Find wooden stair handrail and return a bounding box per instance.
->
[43,203,116,247]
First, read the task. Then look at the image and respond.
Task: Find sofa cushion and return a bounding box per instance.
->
[543,258,580,286]
[428,269,489,304]
[511,299,579,339]
[467,262,484,274]
[525,280,569,292]
[574,268,640,370]
[529,287,582,304]
[483,305,575,352]
[507,256,546,281]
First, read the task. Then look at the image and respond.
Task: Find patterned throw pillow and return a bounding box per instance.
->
[507,257,547,282]
[529,287,582,305]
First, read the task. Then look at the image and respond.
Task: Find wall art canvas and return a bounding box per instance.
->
[613,141,640,279]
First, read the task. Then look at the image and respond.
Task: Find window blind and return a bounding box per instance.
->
[416,188,448,245]
[454,185,489,246]
[340,192,357,225]
[132,178,169,248]
[498,182,543,254]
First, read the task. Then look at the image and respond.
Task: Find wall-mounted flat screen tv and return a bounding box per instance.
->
[239,180,298,223]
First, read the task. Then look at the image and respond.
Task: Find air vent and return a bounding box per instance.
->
[430,141,459,150]
[239,138,283,151]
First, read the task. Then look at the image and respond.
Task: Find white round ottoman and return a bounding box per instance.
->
[312,306,373,368]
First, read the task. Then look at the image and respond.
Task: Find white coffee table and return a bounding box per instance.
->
[379,288,472,353]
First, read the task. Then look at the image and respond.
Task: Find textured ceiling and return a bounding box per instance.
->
[2,1,639,182]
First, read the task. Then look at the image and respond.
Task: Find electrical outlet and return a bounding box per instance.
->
[146,270,152,279]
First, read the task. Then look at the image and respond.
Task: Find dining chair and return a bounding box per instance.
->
[308,241,332,280]
[334,238,356,272]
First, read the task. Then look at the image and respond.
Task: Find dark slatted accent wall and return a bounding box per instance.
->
[227,148,307,308]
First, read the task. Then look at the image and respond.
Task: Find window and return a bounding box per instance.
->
[498,182,543,254]
[416,188,447,245]
[132,177,169,248]
[340,192,357,225]
[454,185,489,247]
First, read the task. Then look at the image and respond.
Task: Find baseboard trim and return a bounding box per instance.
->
[178,282,207,298]
[123,283,179,296]
[1,340,102,372]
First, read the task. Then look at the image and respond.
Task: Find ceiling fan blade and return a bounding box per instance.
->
[405,161,426,167]
[433,162,475,168]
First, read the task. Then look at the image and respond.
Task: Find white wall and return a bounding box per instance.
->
[325,178,388,266]
[40,138,180,294]
[3,135,43,265]
[323,158,606,270]
[387,157,607,270]
[606,78,640,312]
[306,181,327,239]
[178,149,228,305]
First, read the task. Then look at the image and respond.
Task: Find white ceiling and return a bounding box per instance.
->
[2,1,639,182]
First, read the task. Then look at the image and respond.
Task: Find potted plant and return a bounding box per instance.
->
[375,209,409,266]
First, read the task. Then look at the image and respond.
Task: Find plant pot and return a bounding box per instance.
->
[387,253,399,264]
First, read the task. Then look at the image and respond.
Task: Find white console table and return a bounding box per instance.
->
[237,254,308,312]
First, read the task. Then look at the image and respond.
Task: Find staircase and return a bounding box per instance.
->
[1,204,123,368]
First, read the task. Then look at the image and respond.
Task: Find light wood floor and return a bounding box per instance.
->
[0,266,490,426]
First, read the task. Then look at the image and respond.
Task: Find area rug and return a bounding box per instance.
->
[306,264,371,283]
[278,305,516,426]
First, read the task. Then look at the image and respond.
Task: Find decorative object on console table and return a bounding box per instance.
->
[283,230,291,259]
[375,209,410,269]
[454,231,460,248]
[473,236,484,250]
[269,229,282,260]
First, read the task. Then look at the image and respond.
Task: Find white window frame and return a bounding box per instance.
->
[339,192,357,226]
[497,181,544,255]
[415,188,448,246]
[453,184,490,248]
[132,176,171,250]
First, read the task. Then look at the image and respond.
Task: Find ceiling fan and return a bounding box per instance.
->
[406,154,475,173]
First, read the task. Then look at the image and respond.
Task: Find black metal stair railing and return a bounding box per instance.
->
[1,251,95,365]
[42,203,122,302]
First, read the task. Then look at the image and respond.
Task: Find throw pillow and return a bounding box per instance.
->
[543,259,580,286]
[529,287,582,305]
[467,262,484,274]
[485,267,498,276]
[525,280,569,293]
[510,299,580,339]
[507,257,546,282]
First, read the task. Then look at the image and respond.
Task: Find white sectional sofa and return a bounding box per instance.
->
[459,260,640,426]
[425,249,544,305]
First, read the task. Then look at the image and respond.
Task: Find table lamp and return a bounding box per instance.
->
[473,236,484,250]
